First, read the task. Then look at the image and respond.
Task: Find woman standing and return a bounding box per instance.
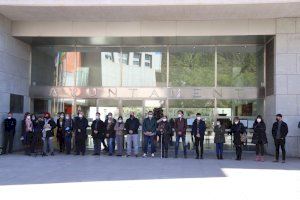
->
[21,112,33,156]
[214,121,226,159]
[114,116,125,156]
[252,115,267,161]
[63,113,73,155]
[231,117,247,161]
[42,112,57,156]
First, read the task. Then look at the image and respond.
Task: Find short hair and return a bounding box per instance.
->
[196,113,201,116]
[118,116,123,120]
[234,116,240,121]
[96,112,100,115]
[178,110,184,115]
[276,114,282,118]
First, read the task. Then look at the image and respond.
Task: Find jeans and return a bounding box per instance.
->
[143,135,155,154]
[195,137,204,157]
[43,137,54,154]
[108,138,115,155]
[116,134,124,155]
[275,139,286,160]
[175,135,187,156]
[216,143,223,155]
[65,136,72,154]
[126,134,139,156]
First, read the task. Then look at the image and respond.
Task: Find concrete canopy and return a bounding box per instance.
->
[1,0,300,21]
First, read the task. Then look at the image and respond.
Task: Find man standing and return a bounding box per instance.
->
[174,110,187,158]
[272,114,288,163]
[56,112,65,153]
[91,112,105,156]
[124,112,140,157]
[142,111,157,157]
[73,111,88,156]
[192,113,206,159]
[2,112,16,154]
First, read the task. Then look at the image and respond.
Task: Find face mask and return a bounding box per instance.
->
[178,114,182,118]
[197,117,201,120]
[118,119,122,123]
[60,115,64,118]
[96,115,100,119]
[234,121,238,125]
[216,122,220,126]
[257,118,261,123]
[79,114,83,118]
[148,114,153,118]
[26,116,31,120]
[108,115,112,119]
[66,116,70,120]
[45,115,49,119]
[8,116,11,119]
[162,118,167,122]
[32,116,35,120]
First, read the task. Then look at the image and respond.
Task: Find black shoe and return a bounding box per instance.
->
[50,152,54,156]
[135,154,139,158]
[196,156,199,159]
[220,155,223,160]
[217,154,220,159]
[126,154,130,157]
[200,155,203,159]
[184,155,187,159]
[175,155,178,158]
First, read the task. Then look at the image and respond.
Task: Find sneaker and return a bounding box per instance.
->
[151,153,155,157]
[135,154,139,158]
[143,153,147,158]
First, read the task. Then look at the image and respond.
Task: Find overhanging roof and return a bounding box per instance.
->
[1,0,300,21]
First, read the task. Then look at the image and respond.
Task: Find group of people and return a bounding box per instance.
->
[1,110,289,162]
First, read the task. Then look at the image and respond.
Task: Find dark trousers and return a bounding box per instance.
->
[143,135,155,154]
[195,137,204,157]
[255,142,265,156]
[216,143,224,156]
[162,135,170,157]
[30,134,38,153]
[65,136,72,154]
[235,145,242,160]
[175,135,187,156]
[100,136,108,151]
[275,139,286,161]
[75,137,86,155]
[57,132,65,152]
[2,131,14,154]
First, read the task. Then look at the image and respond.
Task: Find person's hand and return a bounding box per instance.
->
[196,134,200,137]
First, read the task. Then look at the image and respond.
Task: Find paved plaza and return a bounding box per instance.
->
[0,152,299,200]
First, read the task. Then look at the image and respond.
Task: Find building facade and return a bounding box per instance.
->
[0,0,300,156]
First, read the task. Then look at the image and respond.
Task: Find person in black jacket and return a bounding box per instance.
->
[73,111,88,156]
[252,115,267,162]
[105,112,116,156]
[272,114,288,163]
[91,112,105,155]
[56,112,65,153]
[191,113,206,159]
[124,112,140,157]
[157,115,172,158]
[63,113,73,155]
[42,112,57,156]
[231,117,247,160]
[2,112,16,155]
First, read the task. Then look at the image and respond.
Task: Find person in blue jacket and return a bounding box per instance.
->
[192,113,206,159]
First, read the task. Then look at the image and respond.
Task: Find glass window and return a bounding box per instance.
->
[10,94,24,113]
[31,46,78,86]
[169,46,215,87]
[121,47,167,87]
[217,46,264,87]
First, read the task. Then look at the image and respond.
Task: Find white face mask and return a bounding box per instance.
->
[178,114,182,118]
[118,119,122,123]
[216,122,220,126]
[197,116,201,120]
[162,118,167,122]
[60,115,64,118]
[148,114,153,118]
[234,121,238,124]
[26,116,31,120]
[32,116,35,120]
[8,116,11,119]
[257,118,261,123]
[66,116,70,120]
[96,115,100,119]
[79,114,83,118]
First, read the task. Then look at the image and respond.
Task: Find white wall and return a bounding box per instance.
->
[0,14,31,151]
